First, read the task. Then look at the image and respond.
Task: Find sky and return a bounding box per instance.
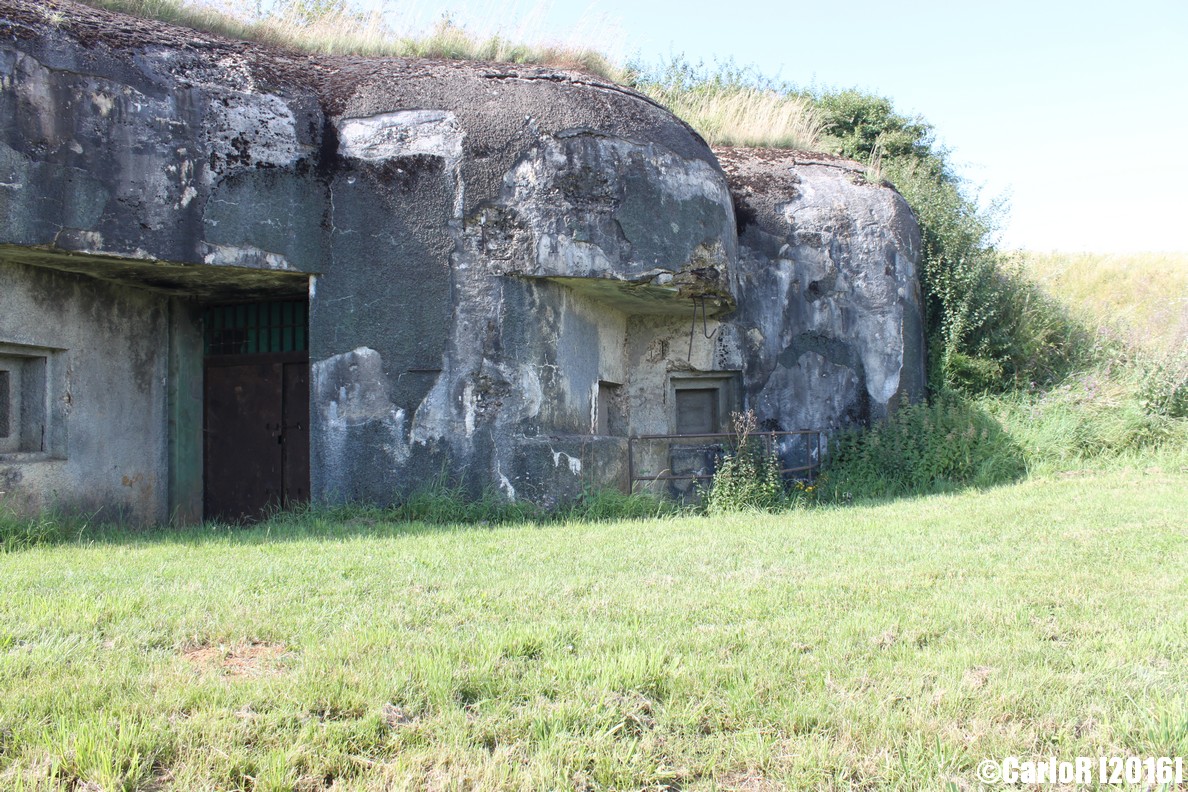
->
[358,0,1188,253]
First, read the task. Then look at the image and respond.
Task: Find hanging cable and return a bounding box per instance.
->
[687,295,719,360]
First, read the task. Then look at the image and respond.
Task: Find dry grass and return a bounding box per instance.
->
[181,641,288,677]
[1018,251,1188,354]
[641,85,824,150]
[78,0,623,77]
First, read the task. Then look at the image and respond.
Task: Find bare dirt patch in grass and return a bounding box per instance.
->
[717,772,786,791]
[182,641,287,677]
[381,702,416,728]
[962,665,994,690]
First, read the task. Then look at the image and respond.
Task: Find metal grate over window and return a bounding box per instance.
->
[203,301,308,356]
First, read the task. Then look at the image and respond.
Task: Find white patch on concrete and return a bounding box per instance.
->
[408,362,456,447]
[177,185,197,208]
[337,110,466,217]
[205,92,301,180]
[313,348,410,473]
[338,110,463,162]
[11,54,61,146]
[71,230,104,252]
[515,365,543,419]
[202,242,293,270]
[174,158,196,209]
[552,450,582,475]
[213,55,263,93]
[862,334,903,404]
[496,461,517,501]
[589,380,599,434]
[534,232,619,278]
[380,407,409,460]
[91,92,114,116]
[315,349,396,425]
[462,381,477,437]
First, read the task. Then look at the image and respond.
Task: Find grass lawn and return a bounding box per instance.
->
[2,467,1187,790]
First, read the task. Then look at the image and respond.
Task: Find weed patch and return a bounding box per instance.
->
[822,395,1026,500]
[0,506,91,552]
[703,411,787,514]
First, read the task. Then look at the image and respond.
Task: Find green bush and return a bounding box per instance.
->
[814,89,937,165]
[703,411,787,514]
[823,396,1026,500]
[1138,350,1188,419]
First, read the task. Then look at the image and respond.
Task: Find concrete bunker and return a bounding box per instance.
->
[0,0,926,522]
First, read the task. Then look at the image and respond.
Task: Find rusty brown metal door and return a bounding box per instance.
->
[203,353,309,523]
[281,361,310,505]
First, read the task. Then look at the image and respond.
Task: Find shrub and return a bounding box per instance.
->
[703,411,786,514]
[823,396,1026,500]
[1138,350,1188,419]
[814,89,936,164]
[881,158,1091,394]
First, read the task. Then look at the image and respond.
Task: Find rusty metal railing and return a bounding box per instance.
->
[626,430,823,494]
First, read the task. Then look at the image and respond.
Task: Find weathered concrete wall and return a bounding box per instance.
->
[395,124,741,501]
[0,259,171,522]
[0,0,928,516]
[718,148,927,434]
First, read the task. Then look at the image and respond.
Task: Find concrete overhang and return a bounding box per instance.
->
[0,246,311,301]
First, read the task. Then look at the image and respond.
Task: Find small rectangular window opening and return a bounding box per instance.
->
[0,352,48,455]
[596,381,624,436]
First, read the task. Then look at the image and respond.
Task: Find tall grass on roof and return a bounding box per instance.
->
[77,0,623,77]
[631,57,825,151]
[646,84,824,150]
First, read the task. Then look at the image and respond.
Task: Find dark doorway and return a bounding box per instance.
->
[202,300,309,522]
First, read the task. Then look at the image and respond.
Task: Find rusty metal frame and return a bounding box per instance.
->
[626,429,823,493]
